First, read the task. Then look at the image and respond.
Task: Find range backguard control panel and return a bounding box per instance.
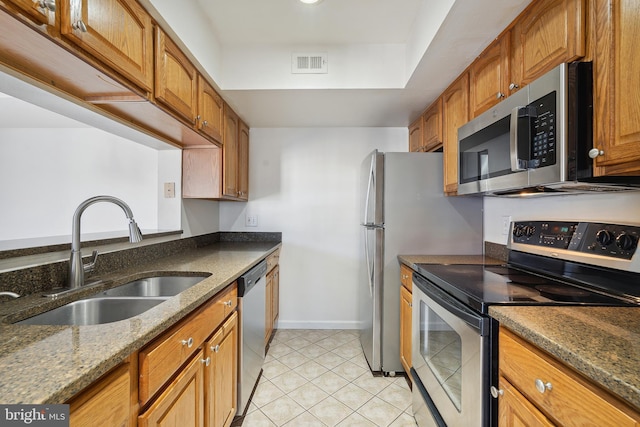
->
[512,221,639,260]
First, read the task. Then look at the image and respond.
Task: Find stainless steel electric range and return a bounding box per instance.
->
[410,220,640,427]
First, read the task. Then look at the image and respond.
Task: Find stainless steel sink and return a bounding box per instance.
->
[16,297,167,326]
[98,275,207,297]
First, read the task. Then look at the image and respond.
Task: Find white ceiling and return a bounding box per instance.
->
[189,0,533,127]
[0,0,533,135]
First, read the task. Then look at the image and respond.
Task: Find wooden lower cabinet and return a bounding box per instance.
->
[69,360,136,427]
[265,263,280,346]
[399,264,413,376]
[206,311,238,427]
[139,351,205,427]
[498,376,554,427]
[498,327,640,426]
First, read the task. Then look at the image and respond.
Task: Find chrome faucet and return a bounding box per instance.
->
[0,292,20,299]
[69,196,143,289]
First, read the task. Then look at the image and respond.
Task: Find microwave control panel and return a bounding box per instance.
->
[530,92,557,167]
[512,221,639,260]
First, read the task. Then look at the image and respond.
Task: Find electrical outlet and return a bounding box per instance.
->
[502,215,512,235]
[164,182,175,198]
[246,215,258,227]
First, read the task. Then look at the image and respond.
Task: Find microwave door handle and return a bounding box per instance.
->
[510,106,537,171]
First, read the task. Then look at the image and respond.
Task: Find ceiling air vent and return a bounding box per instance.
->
[291,52,328,74]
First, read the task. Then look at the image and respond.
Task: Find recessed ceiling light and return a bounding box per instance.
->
[299,0,322,4]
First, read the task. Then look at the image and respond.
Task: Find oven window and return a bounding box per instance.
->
[419,300,462,411]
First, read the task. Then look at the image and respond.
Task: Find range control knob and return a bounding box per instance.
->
[616,233,637,251]
[595,230,614,246]
[524,225,536,237]
[513,225,525,237]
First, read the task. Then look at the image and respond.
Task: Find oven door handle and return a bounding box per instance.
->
[414,273,489,335]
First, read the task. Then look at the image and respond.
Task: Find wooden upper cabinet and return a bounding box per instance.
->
[155,27,198,124]
[238,120,250,200]
[423,97,443,152]
[197,75,223,144]
[511,0,586,89]
[409,116,423,152]
[469,34,510,117]
[4,0,55,25]
[592,0,640,175]
[442,72,469,195]
[222,103,239,198]
[61,0,153,92]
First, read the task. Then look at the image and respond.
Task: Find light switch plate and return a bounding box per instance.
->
[502,215,511,235]
[246,215,258,227]
[164,182,175,198]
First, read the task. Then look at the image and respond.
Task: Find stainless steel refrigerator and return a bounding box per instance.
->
[359,150,483,374]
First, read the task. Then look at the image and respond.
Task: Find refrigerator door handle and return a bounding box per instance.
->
[363,155,376,225]
[363,227,374,297]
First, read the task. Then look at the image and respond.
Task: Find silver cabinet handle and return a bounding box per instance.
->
[490,386,504,398]
[589,148,604,159]
[181,337,194,348]
[535,379,552,394]
[202,120,208,127]
[211,344,220,353]
[509,83,519,91]
[201,357,211,366]
[73,20,87,32]
[496,92,505,99]
[39,0,56,11]
[223,300,233,307]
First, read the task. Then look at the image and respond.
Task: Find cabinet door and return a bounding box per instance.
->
[238,120,250,200]
[469,34,510,117]
[155,27,198,124]
[61,0,153,92]
[409,116,423,152]
[593,0,640,175]
[139,351,205,427]
[511,0,586,88]
[399,285,412,376]
[442,72,469,195]
[197,75,223,144]
[272,265,279,325]
[206,312,238,427]
[422,98,443,152]
[4,0,54,25]
[69,362,134,427]
[498,376,554,427]
[265,269,274,346]
[222,103,239,198]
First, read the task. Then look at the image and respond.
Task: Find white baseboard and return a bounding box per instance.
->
[276,320,361,330]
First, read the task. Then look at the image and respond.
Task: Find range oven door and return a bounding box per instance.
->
[411,273,494,427]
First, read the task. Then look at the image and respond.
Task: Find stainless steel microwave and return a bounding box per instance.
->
[457,62,640,196]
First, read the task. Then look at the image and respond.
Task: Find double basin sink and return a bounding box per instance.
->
[17,275,209,326]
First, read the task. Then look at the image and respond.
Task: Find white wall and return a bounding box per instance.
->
[484,192,640,244]
[219,127,407,329]
[0,128,175,241]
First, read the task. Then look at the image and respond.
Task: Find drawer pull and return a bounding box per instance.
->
[201,357,211,366]
[211,344,220,353]
[224,300,233,307]
[535,378,553,394]
[181,337,194,348]
[490,386,504,399]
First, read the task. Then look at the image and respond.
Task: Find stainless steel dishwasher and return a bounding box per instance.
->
[237,259,267,414]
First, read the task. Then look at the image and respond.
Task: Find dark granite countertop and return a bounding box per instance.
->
[398,254,504,267]
[490,306,640,411]
[0,240,280,404]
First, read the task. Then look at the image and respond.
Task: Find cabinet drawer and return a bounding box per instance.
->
[139,285,236,404]
[400,264,412,291]
[266,248,281,273]
[499,328,640,426]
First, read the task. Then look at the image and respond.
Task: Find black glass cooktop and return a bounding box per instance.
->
[413,263,636,314]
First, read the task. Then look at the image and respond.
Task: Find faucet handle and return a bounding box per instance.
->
[83,250,99,273]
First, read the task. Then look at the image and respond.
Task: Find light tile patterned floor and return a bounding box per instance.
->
[242,329,417,427]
